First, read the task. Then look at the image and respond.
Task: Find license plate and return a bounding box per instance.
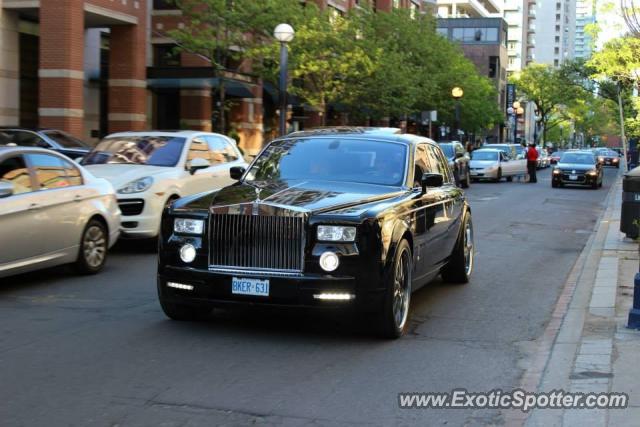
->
[569,174,578,180]
[232,277,269,297]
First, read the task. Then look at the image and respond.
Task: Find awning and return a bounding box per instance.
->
[147,67,257,98]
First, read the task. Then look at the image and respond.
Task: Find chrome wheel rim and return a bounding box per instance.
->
[464,220,474,277]
[83,225,106,268]
[392,249,411,330]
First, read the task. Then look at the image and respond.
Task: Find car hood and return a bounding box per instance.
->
[556,163,596,171]
[207,179,407,215]
[469,160,498,168]
[83,164,175,189]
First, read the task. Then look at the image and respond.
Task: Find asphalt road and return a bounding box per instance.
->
[0,167,619,427]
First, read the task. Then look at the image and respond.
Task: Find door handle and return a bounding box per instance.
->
[28,203,40,211]
[73,195,82,202]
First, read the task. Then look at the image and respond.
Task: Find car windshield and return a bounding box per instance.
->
[552,152,563,157]
[244,138,408,186]
[42,131,89,148]
[439,144,455,158]
[485,145,510,156]
[515,146,525,155]
[471,151,498,161]
[560,153,595,164]
[81,136,186,167]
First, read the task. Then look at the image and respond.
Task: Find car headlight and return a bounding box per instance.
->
[174,218,204,235]
[117,176,153,194]
[587,170,598,176]
[613,158,619,162]
[317,225,356,242]
[598,156,604,162]
[553,168,561,175]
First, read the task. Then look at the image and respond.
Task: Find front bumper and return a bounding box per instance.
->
[158,266,385,311]
[118,194,168,238]
[552,172,599,186]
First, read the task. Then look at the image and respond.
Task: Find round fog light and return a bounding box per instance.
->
[319,251,339,272]
[179,244,196,263]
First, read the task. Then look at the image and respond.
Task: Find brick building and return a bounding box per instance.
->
[0,0,424,154]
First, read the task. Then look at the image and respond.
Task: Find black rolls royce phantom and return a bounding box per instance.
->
[157,128,474,338]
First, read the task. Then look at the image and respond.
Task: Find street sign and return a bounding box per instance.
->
[506,84,516,113]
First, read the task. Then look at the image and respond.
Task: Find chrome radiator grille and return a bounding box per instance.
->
[209,214,304,272]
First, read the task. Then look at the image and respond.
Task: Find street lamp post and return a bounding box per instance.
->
[512,101,523,144]
[274,23,295,136]
[451,87,463,140]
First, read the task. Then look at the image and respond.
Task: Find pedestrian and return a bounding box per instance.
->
[526,142,539,183]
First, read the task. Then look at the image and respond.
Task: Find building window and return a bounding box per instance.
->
[556,13,561,21]
[436,27,448,37]
[489,56,498,78]
[554,47,560,54]
[554,59,559,66]
[508,57,515,66]
[555,25,560,31]
[451,27,499,43]
[153,0,176,10]
[154,44,180,67]
[556,2,561,9]
[555,36,560,42]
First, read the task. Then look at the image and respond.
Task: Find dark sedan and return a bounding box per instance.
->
[0,127,90,160]
[157,128,474,338]
[438,141,470,188]
[552,151,603,189]
[594,148,620,168]
[550,151,563,164]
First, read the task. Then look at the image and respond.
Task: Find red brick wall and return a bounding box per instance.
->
[39,0,85,136]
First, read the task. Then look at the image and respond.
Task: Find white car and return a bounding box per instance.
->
[81,131,248,238]
[469,148,527,182]
[0,146,121,278]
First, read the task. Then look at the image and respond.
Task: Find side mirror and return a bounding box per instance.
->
[188,158,210,175]
[74,156,84,164]
[421,173,443,194]
[0,181,14,198]
[230,166,246,180]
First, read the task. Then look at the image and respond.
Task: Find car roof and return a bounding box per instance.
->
[473,148,502,152]
[0,145,65,155]
[282,127,429,145]
[104,130,229,138]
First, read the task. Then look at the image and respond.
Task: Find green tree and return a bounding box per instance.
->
[168,0,307,133]
[512,64,583,143]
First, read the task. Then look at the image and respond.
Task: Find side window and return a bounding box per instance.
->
[206,136,239,164]
[414,144,431,187]
[10,131,50,148]
[26,153,71,190]
[61,158,83,186]
[0,156,34,195]
[426,145,452,184]
[187,137,210,162]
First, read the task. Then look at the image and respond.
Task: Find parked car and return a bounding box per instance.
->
[550,151,564,164]
[157,128,474,338]
[0,146,120,278]
[552,151,603,189]
[438,141,470,188]
[594,148,620,168]
[537,147,550,168]
[81,131,248,238]
[0,127,91,160]
[469,148,527,182]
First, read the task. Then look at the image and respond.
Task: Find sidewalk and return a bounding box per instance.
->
[514,174,640,426]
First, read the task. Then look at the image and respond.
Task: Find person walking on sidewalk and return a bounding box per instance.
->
[526,142,539,183]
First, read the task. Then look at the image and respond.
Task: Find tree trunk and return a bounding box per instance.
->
[617,84,629,170]
[320,100,326,127]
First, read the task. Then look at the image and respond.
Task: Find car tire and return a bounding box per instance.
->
[506,176,513,182]
[552,181,558,188]
[441,212,474,284]
[592,181,598,189]
[75,219,108,275]
[159,298,211,321]
[375,239,412,339]
[460,169,470,188]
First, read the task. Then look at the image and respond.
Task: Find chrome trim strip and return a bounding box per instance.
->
[208,266,304,277]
